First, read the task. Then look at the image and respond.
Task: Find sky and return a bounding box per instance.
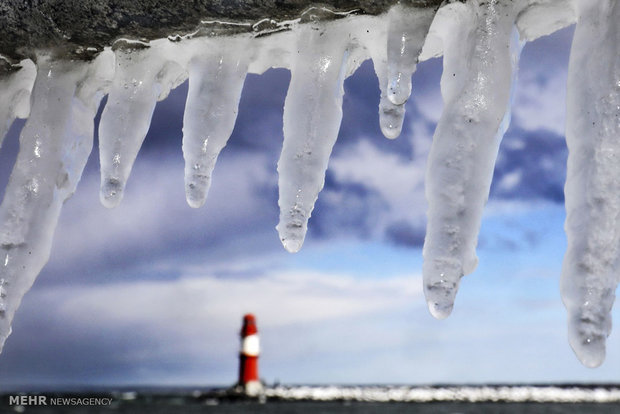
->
[0,21,620,390]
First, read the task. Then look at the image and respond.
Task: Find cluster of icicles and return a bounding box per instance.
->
[0,0,618,368]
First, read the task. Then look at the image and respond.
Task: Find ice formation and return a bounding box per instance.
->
[0,0,617,368]
[0,52,113,350]
[0,59,36,148]
[560,0,620,368]
[276,17,350,252]
[183,38,250,208]
[423,0,525,319]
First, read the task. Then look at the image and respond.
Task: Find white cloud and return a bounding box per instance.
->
[512,68,568,136]
[45,150,277,278]
[496,170,522,192]
[16,268,424,382]
[45,270,423,332]
[326,117,432,240]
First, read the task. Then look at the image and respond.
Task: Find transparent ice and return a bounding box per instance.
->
[0,0,617,368]
[183,37,250,208]
[0,53,113,352]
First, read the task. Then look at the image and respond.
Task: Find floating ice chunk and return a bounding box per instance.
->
[422,0,525,319]
[182,37,250,208]
[0,54,112,351]
[98,44,187,208]
[0,60,36,145]
[561,0,620,368]
[386,4,436,107]
[276,21,349,252]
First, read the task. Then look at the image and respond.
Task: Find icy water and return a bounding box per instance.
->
[2,386,620,413]
[2,400,620,414]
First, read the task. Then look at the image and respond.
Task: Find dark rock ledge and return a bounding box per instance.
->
[0,0,444,62]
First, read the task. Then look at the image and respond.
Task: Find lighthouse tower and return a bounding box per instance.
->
[238,313,263,396]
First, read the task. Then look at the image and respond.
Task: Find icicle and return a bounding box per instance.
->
[422,0,525,319]
[0,53,112,351]
[182,37,249,208]
[386,4,436,107]
[98,45,186,208]
[561,0,620,368]
[365,22,407,140]
[0,60,36,145]
[276,22,350,252]
[367,4,435,140]
[379,80,406,139]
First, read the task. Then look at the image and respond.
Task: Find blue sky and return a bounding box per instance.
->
[1,24,620,390]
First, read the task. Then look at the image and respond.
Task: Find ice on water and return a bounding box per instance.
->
[0,0,617,368]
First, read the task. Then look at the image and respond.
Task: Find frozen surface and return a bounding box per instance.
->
[3,0,619,368]
[561,0,620,368]
[422,0,525,318]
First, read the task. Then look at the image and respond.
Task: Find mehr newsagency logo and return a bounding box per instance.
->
[8,394,113,407]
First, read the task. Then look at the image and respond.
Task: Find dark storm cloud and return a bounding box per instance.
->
[229,68,290,154]
[0,119,21,200]
[310,176,388,240]
[385,220,426,247]
[0,293,233,389]
[519,25,574,71]
[491,128,568,203]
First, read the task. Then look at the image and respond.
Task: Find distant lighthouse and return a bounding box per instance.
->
[238,313,263,396]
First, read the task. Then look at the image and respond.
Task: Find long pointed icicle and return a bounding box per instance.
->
[276,22,349,252]
[560,0,620,368]
[0,54,112,351]
[0,60,36,146]
[98,46,186,208]
[182,38,249,208]
[422,0,525,319]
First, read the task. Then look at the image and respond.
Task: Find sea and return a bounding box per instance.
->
[2,385,620,413]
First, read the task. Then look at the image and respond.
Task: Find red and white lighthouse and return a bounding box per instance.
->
[238,313,262,395]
